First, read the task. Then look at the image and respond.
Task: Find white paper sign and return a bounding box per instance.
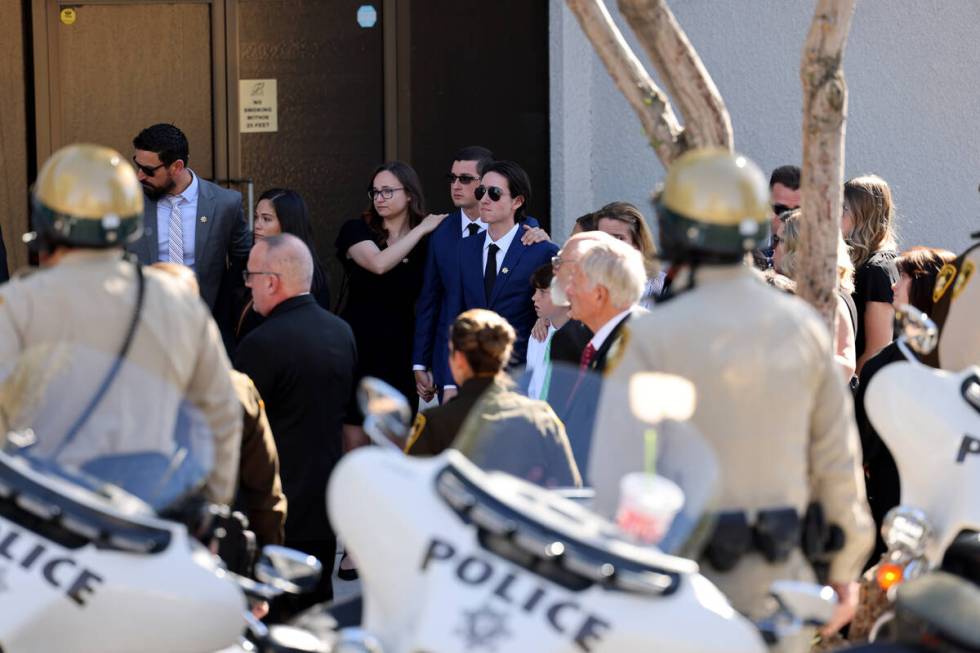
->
[240,79,278,133]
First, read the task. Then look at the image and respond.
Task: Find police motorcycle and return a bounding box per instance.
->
[839,305,980,652]
[0,342,326,653]
[298,366,839,653]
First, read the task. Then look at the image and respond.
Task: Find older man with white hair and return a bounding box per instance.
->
[234,233,357,615]
[550,231,648,472]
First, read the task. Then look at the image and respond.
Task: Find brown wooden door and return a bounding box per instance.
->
[33,0,226,180]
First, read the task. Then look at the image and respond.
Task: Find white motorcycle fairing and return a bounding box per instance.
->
[0,450,245,653]
[864,362,980,563]
[329,447,767,653]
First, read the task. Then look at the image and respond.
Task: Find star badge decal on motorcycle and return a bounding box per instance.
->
[456,603,512,651]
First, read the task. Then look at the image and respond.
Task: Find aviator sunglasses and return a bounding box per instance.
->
[474,185,506,202]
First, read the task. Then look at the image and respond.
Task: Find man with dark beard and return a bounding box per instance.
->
[127,123,251,320]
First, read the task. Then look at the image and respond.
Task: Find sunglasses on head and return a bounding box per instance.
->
[772,203,794,217]
[446,173,480,185]
[133,156,166,177]
[474,185,505,202]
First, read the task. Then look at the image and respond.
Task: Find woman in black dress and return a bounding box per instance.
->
[335,161,447,417]
[842,174,900,374]
[854,246,955,565]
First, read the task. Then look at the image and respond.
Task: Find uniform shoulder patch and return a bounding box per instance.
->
[404,412,427,453]
[933,262,957,304]
[952,259,975,300]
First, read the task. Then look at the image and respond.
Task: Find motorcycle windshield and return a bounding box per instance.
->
[0,342,214,512]
[452,361,720,557]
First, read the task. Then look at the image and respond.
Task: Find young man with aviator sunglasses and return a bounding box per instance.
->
[440,160,558,398]
[412,148,548,403]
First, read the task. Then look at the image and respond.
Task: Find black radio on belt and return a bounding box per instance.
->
[704,503,842,575]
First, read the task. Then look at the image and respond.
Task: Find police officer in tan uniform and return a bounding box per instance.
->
[0,144,241,504]
[590,149,874,630]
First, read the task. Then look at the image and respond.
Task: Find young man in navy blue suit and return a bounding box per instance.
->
[442,160,558,397]
[412,149,548,402]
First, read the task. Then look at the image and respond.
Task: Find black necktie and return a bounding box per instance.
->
[466,223,481,238]
[484,243,499,302]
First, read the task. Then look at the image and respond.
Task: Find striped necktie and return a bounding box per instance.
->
[168,196,183,264]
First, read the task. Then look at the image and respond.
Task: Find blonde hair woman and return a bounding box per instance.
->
[842,175,899,374]
[773,210,858,382]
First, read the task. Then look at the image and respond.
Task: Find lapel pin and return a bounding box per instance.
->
[501,267,510,274]
[199,216,207,223]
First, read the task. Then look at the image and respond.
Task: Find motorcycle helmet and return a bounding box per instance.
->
[929,236,979,369]
[28,143,143,250]
[655,148,770,264]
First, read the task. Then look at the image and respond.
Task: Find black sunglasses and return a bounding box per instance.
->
[133,156,166,177]
[446,173,480,185]
[474,185,505,202]
[772,203,794,217]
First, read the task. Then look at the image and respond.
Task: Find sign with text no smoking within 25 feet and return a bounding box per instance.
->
[240,79,278,133]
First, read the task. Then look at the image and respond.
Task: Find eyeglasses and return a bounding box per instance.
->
[474,185,506,202]
[446,173,480,185]
[242,269,281,283]
[133,156,166,176]
[772,203,794,217]
[551,254,578,270]
[368,187,404,201]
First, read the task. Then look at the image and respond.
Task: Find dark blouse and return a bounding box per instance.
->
[852,250,899,360]
[335,218,428,421]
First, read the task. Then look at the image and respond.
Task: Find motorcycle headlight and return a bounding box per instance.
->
[881,506,932,557]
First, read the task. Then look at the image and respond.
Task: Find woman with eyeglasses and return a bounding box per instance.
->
[842,174,900,375]
[335,161,447,418]
[235,188,331,343]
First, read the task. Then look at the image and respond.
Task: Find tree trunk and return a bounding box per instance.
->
[798,0,857,338]
[565,0,687,165]
[618,0,733,152]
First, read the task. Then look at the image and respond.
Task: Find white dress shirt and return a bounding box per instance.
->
[460,211,487,237]
[525,324,557,399]
[156,170,200,267]
[482,222,521,272]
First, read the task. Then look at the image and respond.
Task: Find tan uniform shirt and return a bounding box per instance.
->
[0,250,241,504]
[590,264,873,616]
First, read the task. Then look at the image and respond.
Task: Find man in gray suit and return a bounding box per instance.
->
[129,123,251,312]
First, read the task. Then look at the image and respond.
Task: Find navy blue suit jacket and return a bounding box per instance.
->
[443,226,557,384]
[412,211,539,388]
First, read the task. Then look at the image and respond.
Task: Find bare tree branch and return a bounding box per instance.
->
[618,0,733,151]
[566,0,687,165]
[797,0,857,336]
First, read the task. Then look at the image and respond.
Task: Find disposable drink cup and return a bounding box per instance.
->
[616,472,685,545]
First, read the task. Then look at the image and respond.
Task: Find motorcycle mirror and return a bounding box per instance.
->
[254,545,323,594]
[894,304,939,356]
[628,373,696,423]
[358,377,411,449]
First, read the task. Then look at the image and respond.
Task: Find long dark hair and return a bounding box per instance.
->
[362,161,427,243]
[257,188,328,298]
